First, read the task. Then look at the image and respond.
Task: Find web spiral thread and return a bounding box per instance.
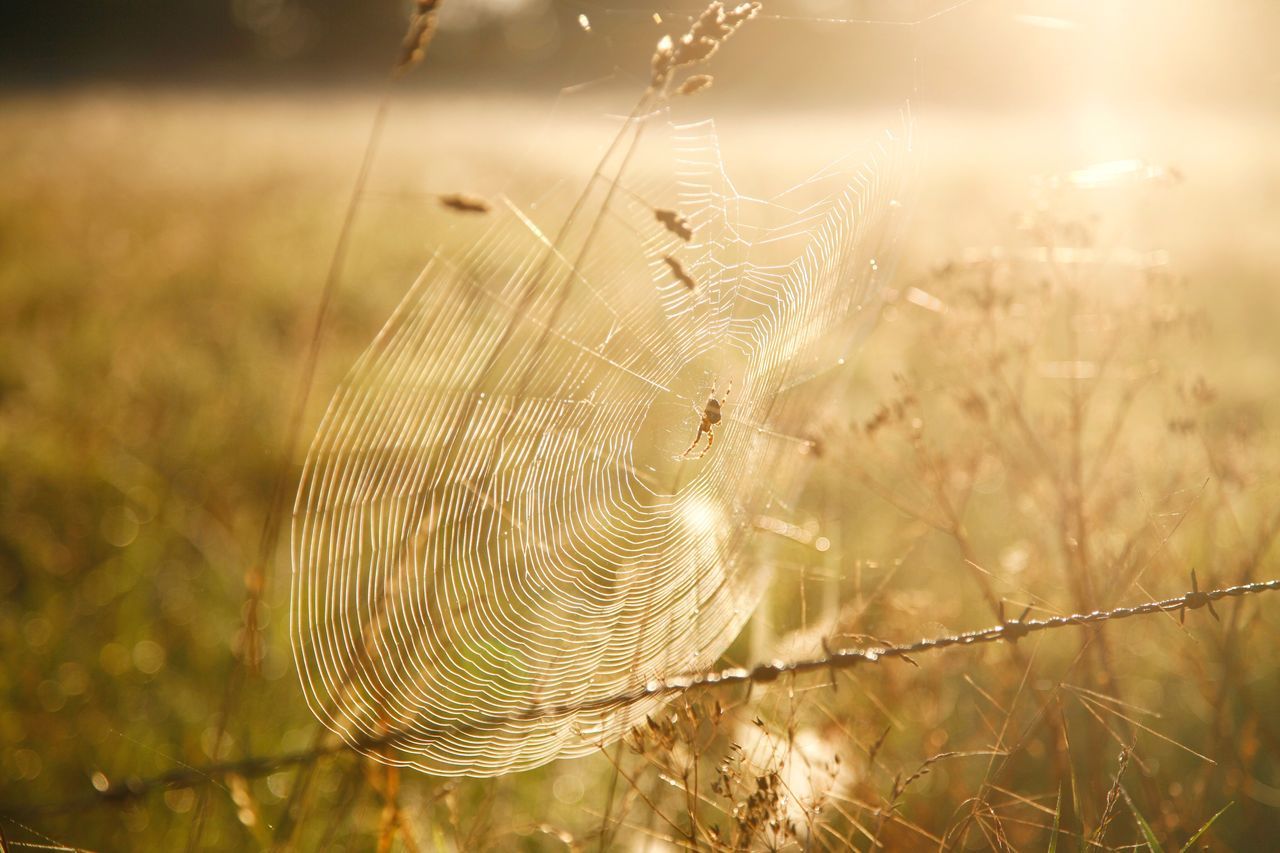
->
[291,113,910,776]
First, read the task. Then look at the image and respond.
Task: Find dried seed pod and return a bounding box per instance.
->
[439,192,492,214]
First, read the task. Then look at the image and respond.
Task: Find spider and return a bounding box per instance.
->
[680,381,732,459]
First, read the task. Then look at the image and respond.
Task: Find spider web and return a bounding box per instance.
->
[291,103,910,776]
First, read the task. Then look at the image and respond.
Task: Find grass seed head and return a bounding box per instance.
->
[678,74,715,96]
[393,0,442,78]
[649,1,761,90]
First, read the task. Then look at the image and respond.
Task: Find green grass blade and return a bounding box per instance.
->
[1121,785,1164,853]
[1048,784,1062,853]
[1179,802,1233,852]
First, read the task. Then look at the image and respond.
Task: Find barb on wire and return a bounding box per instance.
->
[10,577,1276,816]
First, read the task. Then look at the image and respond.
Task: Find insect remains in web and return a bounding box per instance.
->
[654,208,693,241]
[664,254,698,289]
[681,381,733,459]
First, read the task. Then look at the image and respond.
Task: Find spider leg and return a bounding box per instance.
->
[698,427,715,458]
[680,426,707,458]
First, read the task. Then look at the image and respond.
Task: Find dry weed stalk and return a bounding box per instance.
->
[1090,747,1132,847]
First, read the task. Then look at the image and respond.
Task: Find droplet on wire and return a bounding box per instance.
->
[904,286,945,314]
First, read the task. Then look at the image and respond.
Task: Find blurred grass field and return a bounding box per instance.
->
[2,90,1280,849]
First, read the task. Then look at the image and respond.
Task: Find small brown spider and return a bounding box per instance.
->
[681,381,732,458]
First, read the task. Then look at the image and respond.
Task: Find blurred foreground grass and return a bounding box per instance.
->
[2,91,1279,850]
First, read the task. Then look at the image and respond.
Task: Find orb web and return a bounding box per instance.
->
[291,111,909,776]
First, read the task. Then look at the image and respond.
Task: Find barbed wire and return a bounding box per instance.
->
[11,576,1276,816]
[548,574,1277,711]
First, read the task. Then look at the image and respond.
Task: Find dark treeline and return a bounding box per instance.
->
[0,0,921,103]
[3,2,1277,108]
